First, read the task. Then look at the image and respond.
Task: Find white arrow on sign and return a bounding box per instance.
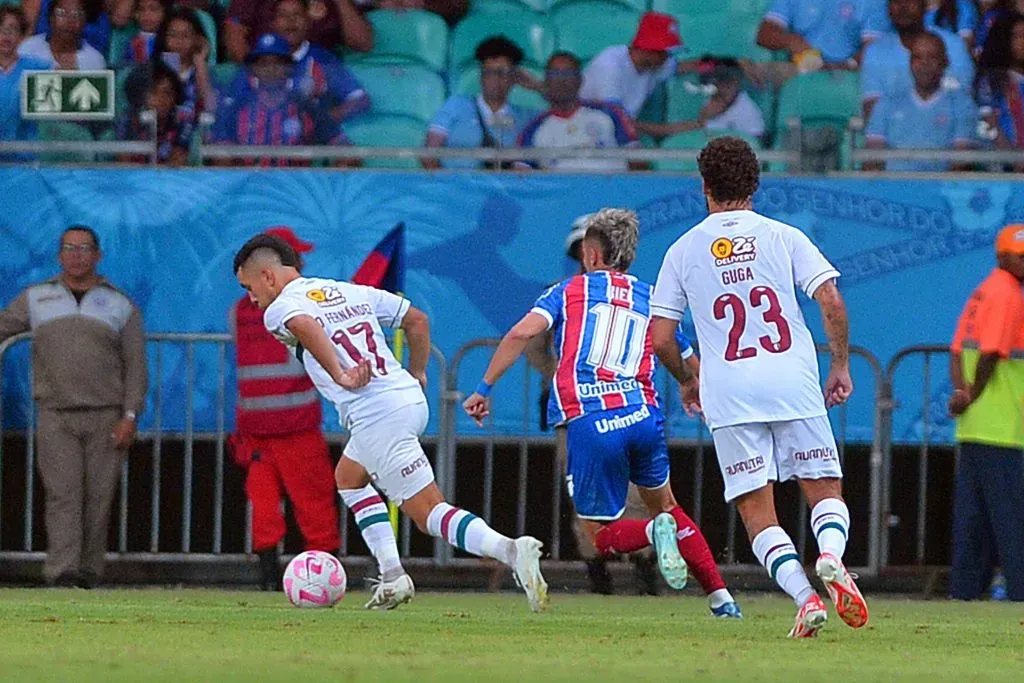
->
[68,79,101,111]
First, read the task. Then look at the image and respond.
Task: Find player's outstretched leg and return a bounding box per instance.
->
[337,484,413,610]
[809,495,869,629]
[751,525,826,638]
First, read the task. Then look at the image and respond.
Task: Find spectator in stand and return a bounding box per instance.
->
[1,7,48,153]
[756,0,889,77]
[351,0,468,25]
[18,0,106,70]
[22,0,132,56]
[862,0,975,119]
[926,0,980,50]
[152,8,216,118]
[977,13,1024,152]
[978,1,1024,54]
[225,0,372,63]
[865,32,977,171]
[213,33,349,166]
[272,0,369,123]
[423,36,536,170]
[117,61,194,165]
[517,52,642,172]
[119,0,171,66]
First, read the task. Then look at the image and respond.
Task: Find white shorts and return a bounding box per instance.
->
[711,415,842,503]
[344,401,435,505]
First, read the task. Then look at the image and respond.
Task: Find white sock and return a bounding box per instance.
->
[425,502,515,566]
[708,588,735,609]
[810,498,850,559]
[339,486,403,581]
[752,526,815,607]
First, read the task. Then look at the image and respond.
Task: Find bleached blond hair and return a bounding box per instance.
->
[583,208,639,271]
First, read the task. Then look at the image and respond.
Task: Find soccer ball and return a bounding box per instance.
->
[282,550,347,608]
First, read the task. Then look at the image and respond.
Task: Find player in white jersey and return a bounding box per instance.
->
[233,233,548,612]
[648,137,868,638]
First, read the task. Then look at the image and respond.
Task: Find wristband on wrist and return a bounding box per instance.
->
[476,381,492,398]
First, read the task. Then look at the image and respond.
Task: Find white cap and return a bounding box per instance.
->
[565,213,592,256]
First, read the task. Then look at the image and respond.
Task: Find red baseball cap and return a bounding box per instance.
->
[264,226,314,253]
[996,224,1024,256]
[631,12,683,52]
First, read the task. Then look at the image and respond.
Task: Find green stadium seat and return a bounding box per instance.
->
[676,11,771,61]
[347,63,446,124]
[551,1,641,63]
[665,75,706,123]
[453,64,548,112]
[652,0,770,16]
[347,9,449,72]
[470,0,548,13]
[549,0,649,11]
[450,11,556,73]
[655,128,762,171]
[210,62,240,90]
[345,114,426,169]
[775,71,860,130]
[195,9,218,65]
[38,121,95,163]
[107,24,137,66]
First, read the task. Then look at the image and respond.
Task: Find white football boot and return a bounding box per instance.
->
[512,536,549,612]
[364,573,415,610]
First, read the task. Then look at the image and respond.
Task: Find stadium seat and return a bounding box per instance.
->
[549,0,649,11]
[347,63,446,124]
[652,0,770,16]
[195,10,218,65]
[775,71,860,130]
[469,0,548,13]
[211,63,240,91]
[450,10,556,73]
[665,75,706,123]
[676,11,771,61]
[453,64,548,112]
[655,128,762,172]
[38,121,96,163]
[345,114,426,169]
[107,24,136,66]
[551,1,642,64]
[347,10,449,72]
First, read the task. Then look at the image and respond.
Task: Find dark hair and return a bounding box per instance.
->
[0,6,29,34]
[546,51,581,71]
[61,224,100,250]
[140,0,175,17]
[150,60,185,106]
[698,136,760,204]
[49,0,101,25]
[474,35,524,65]
[153,7,205,59]
[932,0,959,33]
[274,0,310,9]
[233,233,300,274]
[976,12,1024,101]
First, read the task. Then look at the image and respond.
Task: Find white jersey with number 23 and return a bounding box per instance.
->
[650,210,840,430]
[263,277,423,432]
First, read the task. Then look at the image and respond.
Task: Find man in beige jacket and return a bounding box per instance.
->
[0,225,147,588]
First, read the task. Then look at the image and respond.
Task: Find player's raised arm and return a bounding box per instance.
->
[463,311,550,426]
[400,306,431,389]
[812,280,852,407]
[285,314,373,390]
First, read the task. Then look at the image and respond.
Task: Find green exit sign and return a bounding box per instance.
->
[21,70,115,120]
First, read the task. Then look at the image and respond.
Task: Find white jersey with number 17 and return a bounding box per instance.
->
[650,210,840,430]
[263,276,423,432]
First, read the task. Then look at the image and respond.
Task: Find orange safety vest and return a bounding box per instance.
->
[231,297,322,437]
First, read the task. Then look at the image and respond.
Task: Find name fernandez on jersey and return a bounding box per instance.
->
[531,271,659,426]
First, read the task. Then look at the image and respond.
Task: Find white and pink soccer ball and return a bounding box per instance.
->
[283,550,347,608]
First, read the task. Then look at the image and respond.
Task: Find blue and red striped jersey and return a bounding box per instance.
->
[531,271,662,425]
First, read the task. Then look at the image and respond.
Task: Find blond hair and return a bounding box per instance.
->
[584,208,639,271]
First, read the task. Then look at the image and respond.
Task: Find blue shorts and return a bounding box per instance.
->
[565,403,670,520]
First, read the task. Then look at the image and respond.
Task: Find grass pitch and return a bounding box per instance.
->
[0,589,1021,682]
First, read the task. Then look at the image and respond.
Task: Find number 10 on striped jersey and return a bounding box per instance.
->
[585,303,648,376]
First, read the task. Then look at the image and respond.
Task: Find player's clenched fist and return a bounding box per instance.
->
[334,359,374,390]
[463,393,491,426]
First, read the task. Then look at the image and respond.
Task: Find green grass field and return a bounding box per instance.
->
[0,589,1021,682]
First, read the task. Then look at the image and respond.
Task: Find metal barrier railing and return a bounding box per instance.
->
[881,344,956,568]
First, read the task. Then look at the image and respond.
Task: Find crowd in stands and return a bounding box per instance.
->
[0,0,1022,171]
